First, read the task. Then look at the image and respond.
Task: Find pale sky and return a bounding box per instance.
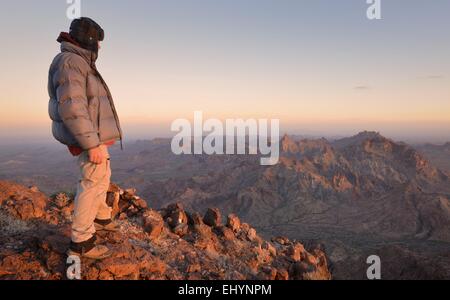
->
[0,0,449,143]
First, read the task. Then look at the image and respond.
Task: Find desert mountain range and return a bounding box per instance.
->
[0,132,449,279]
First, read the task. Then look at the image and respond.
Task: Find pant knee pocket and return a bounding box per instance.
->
[82,162,107,183]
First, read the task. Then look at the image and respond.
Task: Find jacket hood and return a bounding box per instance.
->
[60,40,98,65]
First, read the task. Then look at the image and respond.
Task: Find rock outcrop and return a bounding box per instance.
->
[0,181,331,280]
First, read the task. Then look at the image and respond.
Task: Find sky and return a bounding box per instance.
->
[0,0,449,144]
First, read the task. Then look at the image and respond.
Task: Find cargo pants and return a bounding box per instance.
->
[72,145,112,243]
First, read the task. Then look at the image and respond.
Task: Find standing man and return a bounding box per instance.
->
[48,17,123,259]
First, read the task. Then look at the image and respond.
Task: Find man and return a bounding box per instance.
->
[48,17,123,260]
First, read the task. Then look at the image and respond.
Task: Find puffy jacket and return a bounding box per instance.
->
[48,41,122,150]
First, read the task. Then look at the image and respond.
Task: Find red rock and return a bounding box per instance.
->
[186,263,201,273]
[226,214,241,232]
[167,209,188,229]
[193,223,214,239]
[286,243,306,262]
[132,196,148,210]
[0,254,48,280]
[84,266,100,280]
[100,258,140,279]
[29,186,40,193]
[107,191,121,219]
[165,202,184,215]
[247,228,257,241]
[203,208,222,227]
[173,224,189,237]
[272,236,290,245]
[118,200,132,215]
[123,188,137,201]
[290,262,315,280]
[275,269,289,280]
[126,205,139,217]
[240,223,251,233]
[0,181,332,281]
[0,181,48,220]
[140,257,166,274]
[305,253,318,265]
[215,226,235,241]
[187,272,203,280]
[260,266,277,280]
[98,270,114,280]
[262,241,277,257]
[143,210,165,240]
[187,212,204,226]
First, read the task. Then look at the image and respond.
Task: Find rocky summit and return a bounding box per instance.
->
[0,181,331,280]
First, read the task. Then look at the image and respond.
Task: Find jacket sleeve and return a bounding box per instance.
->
[54,57,100,150]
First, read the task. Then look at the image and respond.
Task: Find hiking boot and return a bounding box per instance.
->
[67,236,111,260]
[67,245,112,260]
[94,219,120,232]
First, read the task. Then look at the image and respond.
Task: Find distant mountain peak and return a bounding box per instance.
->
[332,131,389,150]
[354,131,384,140]
[280,134,298,153]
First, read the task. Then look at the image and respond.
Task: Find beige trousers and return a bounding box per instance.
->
[72,145,112,243]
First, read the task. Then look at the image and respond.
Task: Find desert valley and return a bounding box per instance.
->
[1,131,449,279]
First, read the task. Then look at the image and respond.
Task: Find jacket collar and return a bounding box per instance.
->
[60,41,98,66]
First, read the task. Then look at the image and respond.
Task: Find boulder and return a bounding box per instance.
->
[226,214,241,232]
[203,208,222,227]
[173,224,189,237]
[272,236,290,245]
[262,241,277,257]
[131,196,148,210]
[187,212,204,226]
[161,202,184,219]
[107,191,121,219]
[143,209,165,240]
[286,243,306,262]
[6,195,47,220]
[167,209,188,229]
[260,266,277,280]
[247,228,257,241]
[289,262,315,280]
[122,188,137,201]
[215,226,235,241]
[275,269,289,280]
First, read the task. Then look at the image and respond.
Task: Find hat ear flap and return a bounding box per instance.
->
[98,27,105,41]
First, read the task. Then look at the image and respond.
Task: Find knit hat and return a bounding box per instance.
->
[69,17,104,53]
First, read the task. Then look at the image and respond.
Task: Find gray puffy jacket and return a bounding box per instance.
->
[48,42,122,150]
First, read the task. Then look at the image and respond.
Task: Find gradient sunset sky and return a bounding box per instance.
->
[0,0,449,143]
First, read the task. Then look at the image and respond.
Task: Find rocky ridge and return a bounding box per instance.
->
[0,180,331,280]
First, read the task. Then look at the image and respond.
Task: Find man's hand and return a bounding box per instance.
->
[88,146,105,165]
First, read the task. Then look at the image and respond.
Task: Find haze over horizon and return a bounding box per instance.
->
[0,0,449,144]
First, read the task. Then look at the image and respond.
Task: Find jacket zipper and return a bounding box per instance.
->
[91,63,124,150]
